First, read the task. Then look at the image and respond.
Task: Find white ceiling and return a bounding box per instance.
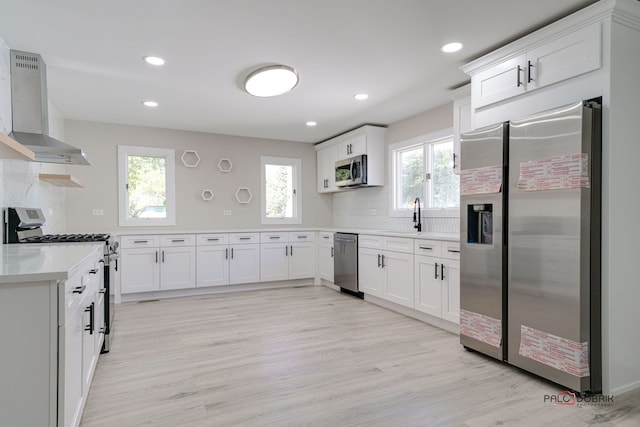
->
[0,0,597,143]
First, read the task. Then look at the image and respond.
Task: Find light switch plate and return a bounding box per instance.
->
[92,209,104,216]
[223,210,231,216]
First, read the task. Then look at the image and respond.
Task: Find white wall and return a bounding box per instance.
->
[332,103,459,234]
[63,120,333,232]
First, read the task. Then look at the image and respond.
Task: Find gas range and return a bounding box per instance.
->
[3,207,117,353]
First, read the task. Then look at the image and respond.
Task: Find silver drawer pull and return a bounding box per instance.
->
[447,249,460,253]
[270,236,281,239]
[207,238,220,241]
[419,245,433,250]
[297,235,308,239]
[323,236,330,239]
[72,285,86,294]
[133,240,148,244]
[172,239,185,243]
[239,237,251,240]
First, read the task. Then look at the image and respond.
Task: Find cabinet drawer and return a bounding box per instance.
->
[441,242,461,260]
[230,233,259,244]
[196,233,229,246]
[384,237,413,254]
[414,239,442,257]
[289,231,315,242]
[260,232,289,243]
[319,231,334,241]
[160,234,195,247]
[358,234,384,250]
[120,235,159,249]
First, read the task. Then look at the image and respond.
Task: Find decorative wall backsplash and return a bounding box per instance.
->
[332,186,460,234]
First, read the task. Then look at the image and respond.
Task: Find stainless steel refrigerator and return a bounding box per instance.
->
[459,100,602,393]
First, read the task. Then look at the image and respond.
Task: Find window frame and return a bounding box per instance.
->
[260,156,302,225]
[388,127,459,218]
[117,145,176,227]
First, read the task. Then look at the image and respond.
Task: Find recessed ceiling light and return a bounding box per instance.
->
[143,56,165,66]
[354,93,369,100]
[306,121,317,127]
[142,101,158,107]
[244,65,299,97]
[441,42,463,53]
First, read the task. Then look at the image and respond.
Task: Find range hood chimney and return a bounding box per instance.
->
[8,50,91,165]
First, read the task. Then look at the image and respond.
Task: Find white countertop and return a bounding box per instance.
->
[112,227,460,242]
[0,244,103,284]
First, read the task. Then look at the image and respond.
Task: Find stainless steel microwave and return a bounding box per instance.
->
[335,155,367,187]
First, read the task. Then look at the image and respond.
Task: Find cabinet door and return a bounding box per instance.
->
[318,241,334,282]
[472,54,527,109]
[382,251,414,308]
[196,245,230,287]
[82,298,96,394]
[317,146,332,193]
[339,134,366,158]
[527,22,601,92]
[289,242,316,279]
[120,248,160,293]
[230,244,260,284]
[260,243,289,282]
[160,246,196,290]
[0,39,11,135]
[441,259,460,324]
[60,305,83,427]
[452,95,471,175]
[414,255,442,317]
[358,248,384,297]
[95,292,105,354]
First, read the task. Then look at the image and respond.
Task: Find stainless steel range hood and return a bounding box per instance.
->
[8,50,91,165]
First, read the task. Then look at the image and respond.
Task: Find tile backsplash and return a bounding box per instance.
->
[332,186,459,234]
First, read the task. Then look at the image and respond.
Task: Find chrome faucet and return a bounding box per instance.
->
[413,197,422,232]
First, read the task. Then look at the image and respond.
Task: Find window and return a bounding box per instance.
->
[261,156,302,225]
[390,128,459,216]
[118,146,176,226]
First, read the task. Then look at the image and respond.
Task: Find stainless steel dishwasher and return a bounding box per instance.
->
[334,232,361,296]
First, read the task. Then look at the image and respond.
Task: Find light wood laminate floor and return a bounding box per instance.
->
[81,286,640,427]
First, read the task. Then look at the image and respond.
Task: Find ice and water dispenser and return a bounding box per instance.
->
[467,204,493,244]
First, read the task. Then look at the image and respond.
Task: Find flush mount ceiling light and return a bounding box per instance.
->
[244,65,299,97]
[354,93,369,100]
[306,121,317,127]
[441,42,463,53]
[143,56,165,66]
[142,100,158,107]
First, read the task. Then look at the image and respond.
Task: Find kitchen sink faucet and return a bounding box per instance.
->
[413,197,422,232]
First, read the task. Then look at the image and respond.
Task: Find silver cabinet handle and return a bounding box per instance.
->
[297,235,308,239]
[172,239,185,243]
[447,249,460,253]
[441,264,445,280]
[207,238,220,241]
[377,254,381,267]
[155,251,158,263]
[435,262,439,279]
[286,246,289,256]
[225,248,228,259]
[133,240,148,244]
[290,245,293,256]
[331,247,334,258]
[231,248,234,259]
[381,254,385,268]
[239,237,251,241]
[270,236,281,239]
[323,236,330,240]
[419,245,433,251]
[162,251,165,263]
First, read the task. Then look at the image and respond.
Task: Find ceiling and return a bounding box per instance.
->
[0,0,598,143]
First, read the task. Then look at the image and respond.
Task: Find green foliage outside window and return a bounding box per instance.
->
[127,155,167,218]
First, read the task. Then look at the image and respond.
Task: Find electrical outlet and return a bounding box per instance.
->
[92,209,104,216]
[223,210,231,216]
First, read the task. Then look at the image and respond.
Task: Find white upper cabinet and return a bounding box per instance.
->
[451,84,471,175]
[0,37,11,135]
[469,21,602,110]
[315,125,387,192]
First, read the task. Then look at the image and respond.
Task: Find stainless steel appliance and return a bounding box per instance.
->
[335,155,367,187]
[3,207,118,353]
[333,232,360,295]
[460,101,602,393]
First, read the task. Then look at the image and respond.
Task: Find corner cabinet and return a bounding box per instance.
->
[315,125,387,193]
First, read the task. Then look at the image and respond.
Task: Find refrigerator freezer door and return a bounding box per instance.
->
[460,122,506,361]
[507,101,601,392]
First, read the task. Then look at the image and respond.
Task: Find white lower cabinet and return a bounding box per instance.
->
[229,233,260,285]
[120,234,195,293]
[260,231,315,282]
[318,232,334,282]
[414,239,461,324]
[196,235,230,286]
[358,235,414,308]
